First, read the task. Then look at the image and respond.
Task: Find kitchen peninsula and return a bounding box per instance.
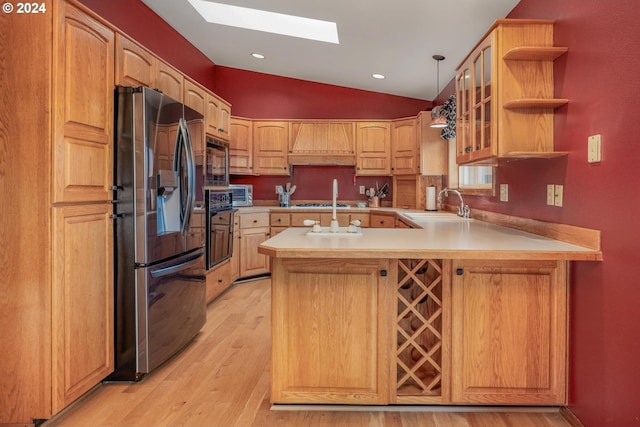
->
[258,211,601,406]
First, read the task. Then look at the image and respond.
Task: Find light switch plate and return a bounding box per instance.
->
[547,184,555,206]
[499,184,508,202]
[554,184,564,207]
[588,134,602,163]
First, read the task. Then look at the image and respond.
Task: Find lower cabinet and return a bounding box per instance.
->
[450,259,567,405]
[206,260,233,303]
[238,211,271,278]
[271,257,569,406]
[51,204,114,412]
[271,258,394,404]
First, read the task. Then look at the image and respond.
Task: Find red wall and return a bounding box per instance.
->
[214,66,430,119]
[477,2,640,426]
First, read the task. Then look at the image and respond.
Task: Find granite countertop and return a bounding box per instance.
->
[258,210,602,261]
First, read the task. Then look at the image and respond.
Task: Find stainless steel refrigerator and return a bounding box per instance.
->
[108,86,206,381]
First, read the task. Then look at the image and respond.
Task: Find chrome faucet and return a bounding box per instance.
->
[437,187,470,218]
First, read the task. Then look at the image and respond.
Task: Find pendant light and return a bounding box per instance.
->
[430,54,448,128]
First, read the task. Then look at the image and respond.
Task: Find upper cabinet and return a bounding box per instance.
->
[115,34,154,87]
[206,93,231,141]
[53,1,114,204]
[230,117,253,174]
[115,33,183,102]
[183,77,207,114]
[288,121,356,165]
[356,122,391,175]
[455,19,568,165]
[391,117,420,175]
[253,121,290,175]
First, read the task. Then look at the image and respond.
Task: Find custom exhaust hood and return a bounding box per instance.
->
[287,121,356,165]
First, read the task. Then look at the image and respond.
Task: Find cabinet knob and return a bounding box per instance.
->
[456,268,464,276]
[380,269,387,277]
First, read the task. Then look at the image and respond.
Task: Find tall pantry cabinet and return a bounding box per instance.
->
[1,1,114,424]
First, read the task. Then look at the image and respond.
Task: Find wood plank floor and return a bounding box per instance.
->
[44,278,575,427]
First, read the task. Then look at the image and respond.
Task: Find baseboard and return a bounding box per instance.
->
[560,407,585,427]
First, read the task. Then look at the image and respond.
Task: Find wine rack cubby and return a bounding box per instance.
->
[396,258,444,399]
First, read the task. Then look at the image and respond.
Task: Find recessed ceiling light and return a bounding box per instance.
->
[187,0,340,44]
[251,53,265,59]
[372,74,385,79]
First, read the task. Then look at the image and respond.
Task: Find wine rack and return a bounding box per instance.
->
[396,259,443,398]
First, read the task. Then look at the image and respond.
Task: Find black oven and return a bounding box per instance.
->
[205,189,234,270]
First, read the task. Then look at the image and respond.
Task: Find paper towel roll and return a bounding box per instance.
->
[426,186,436,211]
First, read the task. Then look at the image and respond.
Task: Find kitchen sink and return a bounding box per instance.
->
[403,212,474,222]
[306,226,363,236]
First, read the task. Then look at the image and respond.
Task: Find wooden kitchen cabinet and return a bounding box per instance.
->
[206,92,231,140]
[455,19,568,164]
[391,117,420,175]
[450,259,567,404]
[238,212,271,278]
[270,212,291,236]
[155,59,183,102]
[230,117,254,174]
[53,2,114,204]
[252,121,290,175]
[3,3,117,423]
[51,204,114,411]
[271,258,393,404]
[370,211,396,228]
[206,261,232,303]
[356,122,392,175]
[184,77,207,114]
[115,33,154,87]
[230,213,240,282]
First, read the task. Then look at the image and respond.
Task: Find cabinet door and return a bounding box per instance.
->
[155,59,183,102]
[356,122,391,175]
[52,203,114,412]
[229,118,253,174]
[271,258,393,404]
[206,261,232,303]
[253,121,289,175]
[391,118,420,175]
[370,213,395,228]
[53,3,114,203]
[218,101,231,141]
[184,78,206,115]
[115,34,154,87]
[205,93,221,136]
[229,217,240,282]
[451,259,567,405]
[239,227,271,278]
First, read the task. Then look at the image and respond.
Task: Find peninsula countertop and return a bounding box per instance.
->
[258,210,602,261]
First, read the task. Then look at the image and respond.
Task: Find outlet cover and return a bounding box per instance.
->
[554,184,564,207]
[588,134,602,163]
[547,184,555,206]
[359,185,365,194]
[499,184,509,202]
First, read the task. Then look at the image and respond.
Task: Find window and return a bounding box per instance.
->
[447,139,495,195]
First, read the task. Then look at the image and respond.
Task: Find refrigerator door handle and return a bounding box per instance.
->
[181,118,196,233]
[149,252,203,278]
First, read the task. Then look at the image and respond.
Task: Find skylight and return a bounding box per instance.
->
[187,0,340,44]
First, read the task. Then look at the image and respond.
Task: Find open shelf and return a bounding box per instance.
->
[503,46,568,61]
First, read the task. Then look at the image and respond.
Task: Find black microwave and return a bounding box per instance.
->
[205,136,229,188]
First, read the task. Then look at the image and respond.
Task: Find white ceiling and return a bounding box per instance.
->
[141,0,520,100]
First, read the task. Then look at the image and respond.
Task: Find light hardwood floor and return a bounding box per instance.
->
[44,278,575,427]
